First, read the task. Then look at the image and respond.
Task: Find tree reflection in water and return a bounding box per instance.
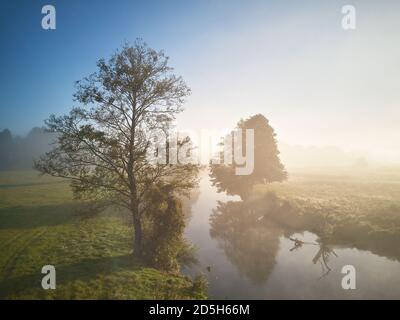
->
[210,199,283,283]
[209,192,342,283]
[208,168,400,285]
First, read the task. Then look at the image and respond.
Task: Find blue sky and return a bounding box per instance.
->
[0,0,207,133]
[1,1,399,163]
[0,0,321,134]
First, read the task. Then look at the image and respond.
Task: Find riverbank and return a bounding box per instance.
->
[0,171,206,299]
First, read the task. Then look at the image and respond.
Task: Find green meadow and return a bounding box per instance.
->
[2,167,400,299]
[0,171,206,300]
[254,167,400,261]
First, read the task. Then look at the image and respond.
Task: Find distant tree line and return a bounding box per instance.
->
[0,127,56,170]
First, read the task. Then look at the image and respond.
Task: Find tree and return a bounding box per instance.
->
[35,40,199,256]
[0,129,13,170]
[141,184,197,271]
[210,114,287,199]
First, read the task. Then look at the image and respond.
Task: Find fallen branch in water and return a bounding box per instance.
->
[289,237,318,246]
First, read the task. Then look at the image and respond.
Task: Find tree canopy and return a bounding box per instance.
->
[210,114,287,199]
[35,40,199,257]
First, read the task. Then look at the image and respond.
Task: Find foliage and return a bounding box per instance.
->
[209,166,400,283]
[0,171,206,299]
[210,114,286,199]
[141,184,197,271]
[190,275,208,296]
[34,40,199,254]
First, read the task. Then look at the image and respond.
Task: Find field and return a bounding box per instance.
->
[254,167,400,261]
[2,167,400,299]
[0,171,206,299]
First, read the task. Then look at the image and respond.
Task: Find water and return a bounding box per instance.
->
[183,172,400,299]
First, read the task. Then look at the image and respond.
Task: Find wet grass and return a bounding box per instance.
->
[254,167,400,261]
[0,171,206,300]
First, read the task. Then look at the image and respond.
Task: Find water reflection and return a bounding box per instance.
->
[209,195,341,282]
[210,200,282,283]
[312,242,338,279]
[184,171,400,299]
[288,237,338,279]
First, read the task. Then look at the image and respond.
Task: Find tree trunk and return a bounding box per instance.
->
[132,210,142,256]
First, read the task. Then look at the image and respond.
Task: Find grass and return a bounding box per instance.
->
[0,171,206,300]
[3,167,399,298]
[253,167,400,261]
[255,167,400,228]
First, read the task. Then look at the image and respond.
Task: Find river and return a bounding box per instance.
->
[183,171,400,299]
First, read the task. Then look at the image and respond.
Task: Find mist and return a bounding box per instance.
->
[0,128,56,170]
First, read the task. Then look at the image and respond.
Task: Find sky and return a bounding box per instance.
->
[1,0,399,164]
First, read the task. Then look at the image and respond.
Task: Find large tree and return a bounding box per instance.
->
[35,40,198,256]
[210,114,287,199]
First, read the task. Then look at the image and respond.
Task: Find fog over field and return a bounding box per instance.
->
[1,0,400,302]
